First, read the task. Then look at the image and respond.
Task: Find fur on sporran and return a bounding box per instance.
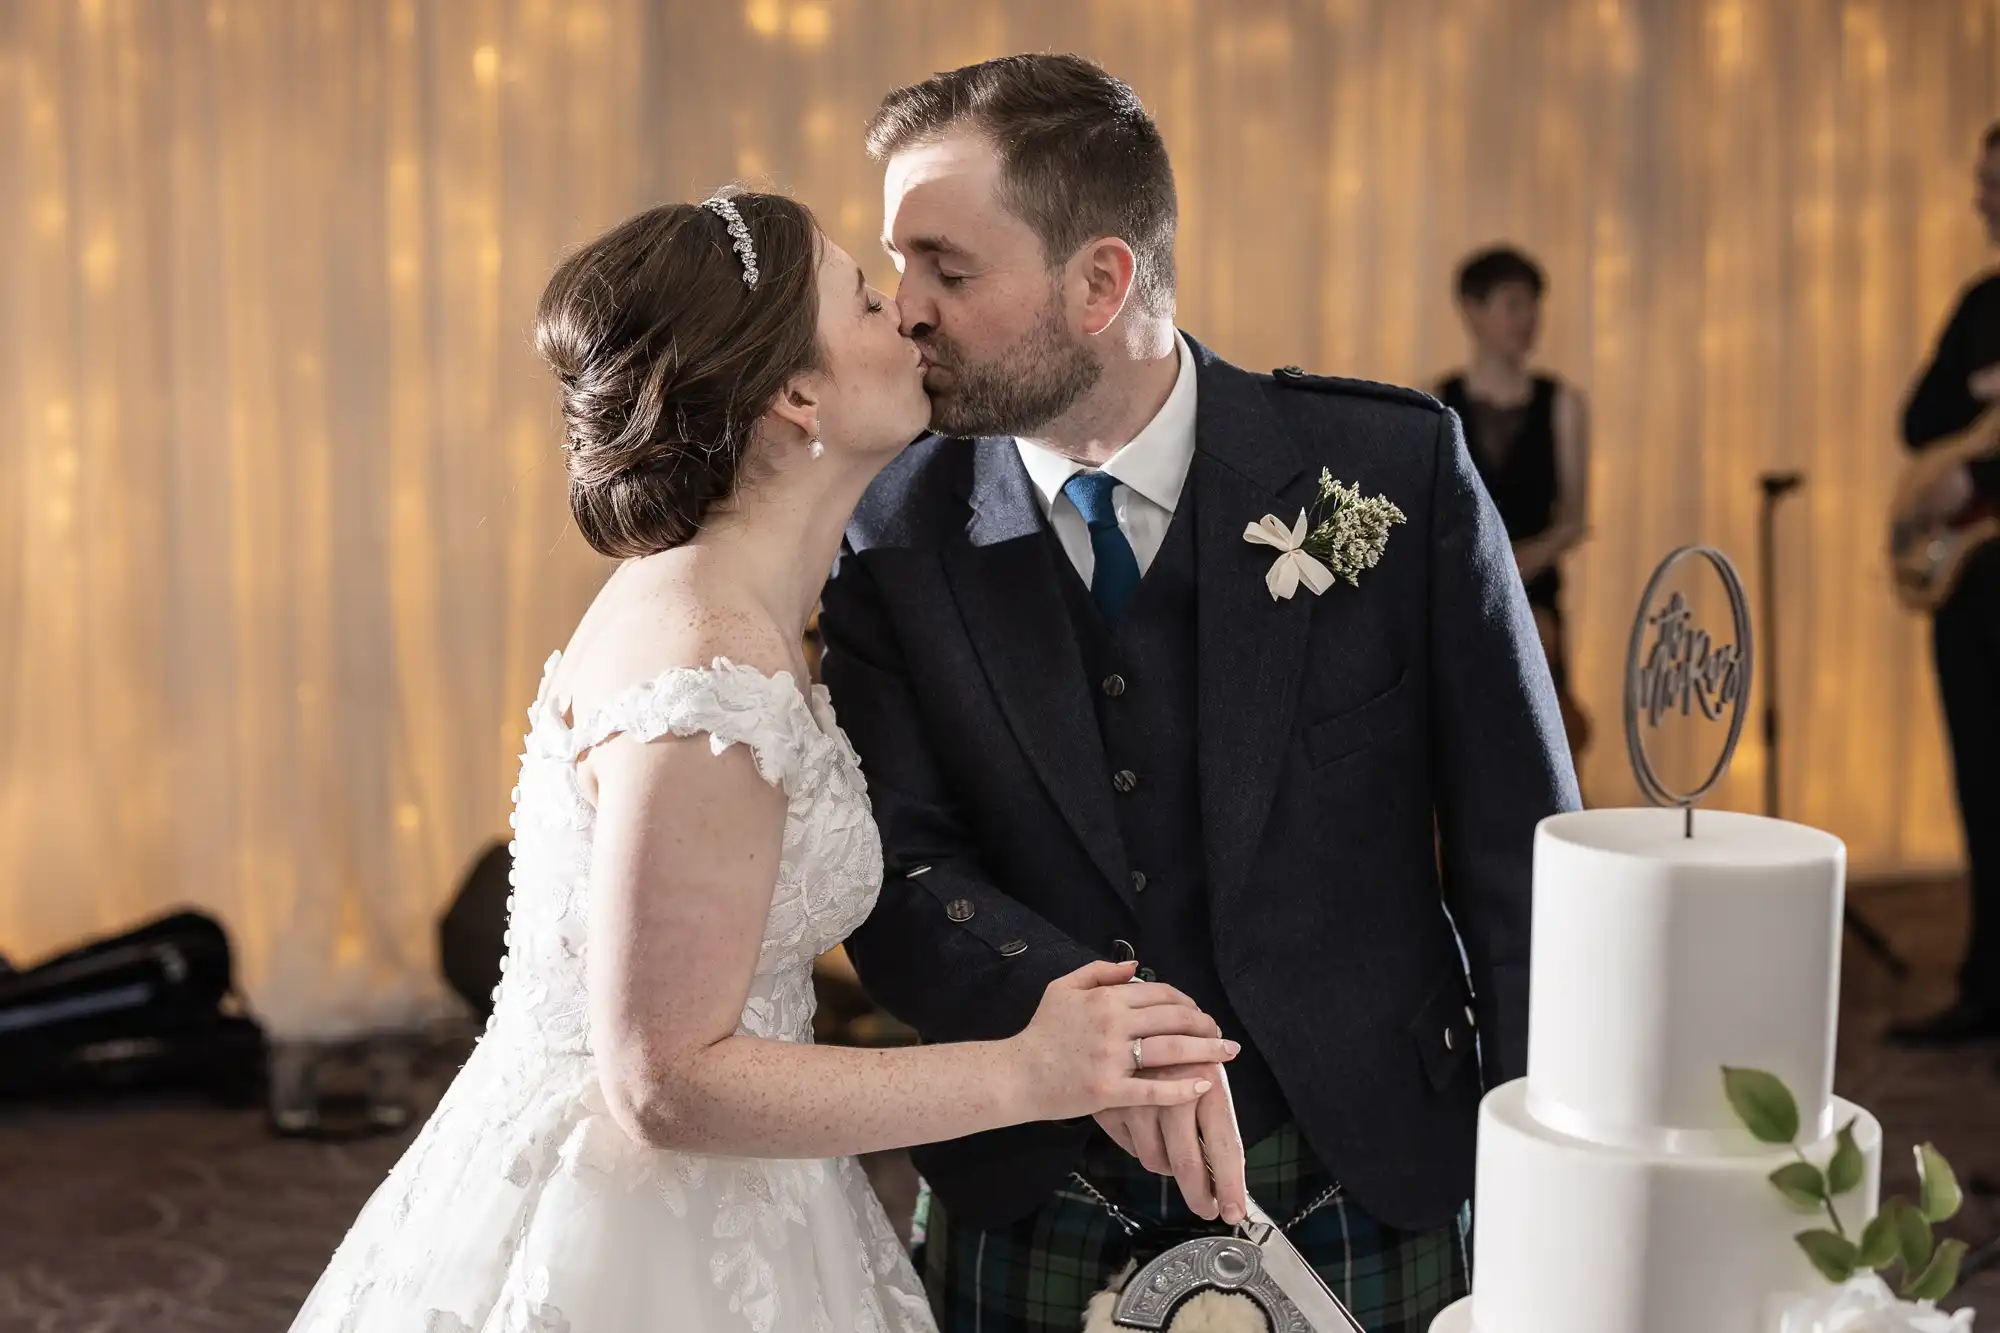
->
[1082,1257,1273,1333]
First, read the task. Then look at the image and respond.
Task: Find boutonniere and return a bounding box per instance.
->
[1242,469,1407,601]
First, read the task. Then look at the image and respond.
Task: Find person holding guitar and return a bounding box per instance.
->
[1437,247,1593,781]
[1888,122,2000,1048]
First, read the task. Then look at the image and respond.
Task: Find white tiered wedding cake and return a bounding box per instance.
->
[1433,805,1878,1333]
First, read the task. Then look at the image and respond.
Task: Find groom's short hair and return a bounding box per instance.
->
[867,54,1177,318]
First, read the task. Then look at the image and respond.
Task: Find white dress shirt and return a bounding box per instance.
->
[1015,333,1197,584]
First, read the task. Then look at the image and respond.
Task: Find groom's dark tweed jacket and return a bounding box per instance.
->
[820,337,1579,1234]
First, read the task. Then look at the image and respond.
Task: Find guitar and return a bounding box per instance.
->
[1889,407,2000,611]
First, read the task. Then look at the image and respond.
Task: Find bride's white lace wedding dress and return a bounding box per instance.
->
[290,655,937,1333]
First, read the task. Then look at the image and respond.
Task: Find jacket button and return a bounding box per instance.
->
[1444,1026,1456,1051]
[1276,365,1305,378]
[1130,871,1147,894]
[1111,938,1137,963]
[1136,967,1157,982]
[998,939,1028,957]
[946,899,974,923]
[1112,769,1138,794]
[1102,673,1127,697]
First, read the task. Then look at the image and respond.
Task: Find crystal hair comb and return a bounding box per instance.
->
[702,194,760,289]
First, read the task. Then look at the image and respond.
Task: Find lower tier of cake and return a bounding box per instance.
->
[1451,1080,1882,1333]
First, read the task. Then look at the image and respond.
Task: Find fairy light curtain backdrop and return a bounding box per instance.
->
[3,0,1995,1037]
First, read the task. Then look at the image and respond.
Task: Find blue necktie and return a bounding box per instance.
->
[1062,471,1143,626]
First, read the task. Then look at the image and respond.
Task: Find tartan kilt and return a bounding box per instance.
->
[917,1123,1467,1333]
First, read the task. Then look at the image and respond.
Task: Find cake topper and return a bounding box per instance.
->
[1623,545,1754,835]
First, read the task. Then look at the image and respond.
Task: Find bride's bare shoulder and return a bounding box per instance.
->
[551,569,797,722]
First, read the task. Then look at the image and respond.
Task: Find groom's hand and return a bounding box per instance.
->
[1094,1068,1248,1225]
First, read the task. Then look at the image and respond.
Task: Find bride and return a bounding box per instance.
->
[288,191,1241,1333]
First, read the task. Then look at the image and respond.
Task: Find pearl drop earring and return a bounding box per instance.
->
[809,438,825,459]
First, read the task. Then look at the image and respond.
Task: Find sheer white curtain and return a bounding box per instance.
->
[3,0,1995,1038]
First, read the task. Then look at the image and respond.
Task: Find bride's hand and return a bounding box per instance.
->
[1006,960,1239,1122]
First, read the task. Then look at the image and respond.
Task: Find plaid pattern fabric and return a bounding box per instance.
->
[919,1124,1467,1333]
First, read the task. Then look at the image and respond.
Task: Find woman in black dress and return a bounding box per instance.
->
[1437,246,1592,770]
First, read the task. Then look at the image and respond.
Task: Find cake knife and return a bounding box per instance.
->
[1238,1195,1370,1333]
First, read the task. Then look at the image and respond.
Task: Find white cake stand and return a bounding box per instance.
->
[1429,1296,1476,1332]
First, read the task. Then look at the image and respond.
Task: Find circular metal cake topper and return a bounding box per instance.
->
[1623,545,1754,828]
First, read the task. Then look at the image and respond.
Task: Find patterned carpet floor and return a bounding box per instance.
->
[1,875,1995,1332]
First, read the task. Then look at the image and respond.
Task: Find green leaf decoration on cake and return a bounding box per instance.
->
[1720,1067,1968,1303]
[1903,1238,1969,1303]
[1856,1208,1901,1268]
[1894,1199,1935,1276]
[1769,1162,1828,1211]
[1722,1066,1800,1143]
[1917,1143,1963,1223]
[1795,1229,1859,1284]
[1825,1118,1865,1196]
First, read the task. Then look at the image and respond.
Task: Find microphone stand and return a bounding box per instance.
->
[1758,472,1908,979]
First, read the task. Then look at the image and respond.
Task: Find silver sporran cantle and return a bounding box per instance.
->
[1100,1197,1368,1333]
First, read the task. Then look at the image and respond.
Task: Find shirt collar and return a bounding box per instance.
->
[1016,332,1198,516]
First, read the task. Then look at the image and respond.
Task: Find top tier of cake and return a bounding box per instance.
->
[1525,808,1846,1153]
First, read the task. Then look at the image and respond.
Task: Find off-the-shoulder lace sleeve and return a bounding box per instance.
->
[562,658,820,794]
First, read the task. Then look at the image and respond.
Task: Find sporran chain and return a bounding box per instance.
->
[1066,1171,1345,1235]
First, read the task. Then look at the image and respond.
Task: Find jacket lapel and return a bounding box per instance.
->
[1189,344,1315,908]
[944,437,1132,902]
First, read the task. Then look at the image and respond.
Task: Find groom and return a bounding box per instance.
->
[821,54,1579,1333]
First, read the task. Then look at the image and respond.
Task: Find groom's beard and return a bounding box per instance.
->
[918,300,1101,438]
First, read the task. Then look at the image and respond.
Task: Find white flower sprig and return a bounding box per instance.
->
[1243,470,1406,601]
[1776,1273,1974,1333]
[1304,469,1407,586]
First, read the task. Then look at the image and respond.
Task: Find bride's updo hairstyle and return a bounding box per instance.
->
[534,192,823,559]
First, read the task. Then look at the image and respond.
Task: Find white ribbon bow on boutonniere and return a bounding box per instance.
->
[1244,470,1408,601]
[1243,512,1335,601]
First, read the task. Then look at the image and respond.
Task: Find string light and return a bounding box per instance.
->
[745,0,784,38]
[787,3,830,46]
